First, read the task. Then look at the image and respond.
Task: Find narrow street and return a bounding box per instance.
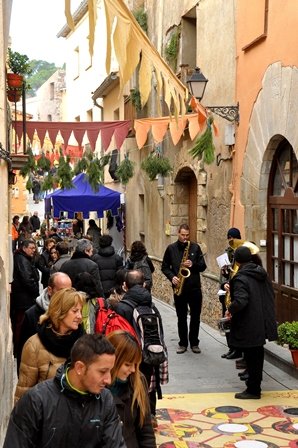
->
[154,299,298,447]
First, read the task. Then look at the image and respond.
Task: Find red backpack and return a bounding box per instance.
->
[95,298,139,341]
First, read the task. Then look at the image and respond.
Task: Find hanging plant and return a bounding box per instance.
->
[55,154,74,189]
[165,27,180,70]
[141,152,172,181]
[116,156,135,185]
[37,153,51,172]
[133,7,148,33]
[189,116,216,164]
[73,156,89,175]
[130,88,142,112]
[19,149,36,177]
[86,159,105,191]
[41,172,55,191]
[25,178,33,192]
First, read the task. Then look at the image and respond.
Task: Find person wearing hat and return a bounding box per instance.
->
[220,227,243,360]
[226,246,278,399]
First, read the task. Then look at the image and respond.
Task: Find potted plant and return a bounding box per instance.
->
[277,321,298,367]
[6,47,32,88]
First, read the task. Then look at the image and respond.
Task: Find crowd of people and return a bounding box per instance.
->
[5,216,278,446]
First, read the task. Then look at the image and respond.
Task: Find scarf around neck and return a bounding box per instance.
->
[37,321,84,358]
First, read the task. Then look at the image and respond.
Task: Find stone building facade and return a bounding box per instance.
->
[0,0,16,444]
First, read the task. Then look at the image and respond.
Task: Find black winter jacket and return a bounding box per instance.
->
[61,252,104,297]
[3,363,126,448]
[92,246,123,296]
[126,256,153,291]
[229,262,278,348]
[161,240,207,292]
[11,250,40,311]
[114,285,152,326]
[110,377,156,448]
[36,250,51,288]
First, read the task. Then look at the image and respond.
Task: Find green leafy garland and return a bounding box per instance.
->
[189,116,216,164]
[73,151,110,191]
[37,153,51,172]
[116,155,135,185]
[141,151,172,181]
[55,154,73,189]
[19,149,36,177]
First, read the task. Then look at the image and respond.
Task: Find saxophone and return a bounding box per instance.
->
[174,241,191,296]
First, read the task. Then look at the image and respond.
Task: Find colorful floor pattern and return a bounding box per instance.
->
[155,390,298,448]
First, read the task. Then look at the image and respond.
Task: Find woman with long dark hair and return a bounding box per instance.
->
[107,330,156,448]
[126,241,154,290]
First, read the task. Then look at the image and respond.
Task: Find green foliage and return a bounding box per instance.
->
[86,158,107,191]
[55,155,74,189]
[20,150,36,177]
[25,178,33,192]
[130,88,142,112]
[133,7,148,33]
[73,157,89,175]
[116,157,135,185]
[277,321,298,350]
[189,116,215,164]
[37,154,51,172]
[141,152,172,181]
[41,173,55,192]
[7,48,32,75]
[165,28,180,70]
[73,152,111,191]
[27,60,59,96]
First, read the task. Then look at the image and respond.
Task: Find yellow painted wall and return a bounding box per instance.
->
[234,0,298,229]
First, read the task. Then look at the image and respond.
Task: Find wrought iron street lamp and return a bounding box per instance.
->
[187,67,239,123]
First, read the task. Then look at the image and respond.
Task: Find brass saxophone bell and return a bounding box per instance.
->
[180,267,191,278]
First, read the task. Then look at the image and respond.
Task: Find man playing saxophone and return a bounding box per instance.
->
[161,223,207,354]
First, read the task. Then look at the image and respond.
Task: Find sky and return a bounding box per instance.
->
[9,0,81,66]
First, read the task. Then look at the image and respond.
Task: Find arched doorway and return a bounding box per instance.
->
[174,167,197,241]
[267,138,298,323]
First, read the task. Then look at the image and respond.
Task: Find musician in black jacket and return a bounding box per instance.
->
[161,224,207,354]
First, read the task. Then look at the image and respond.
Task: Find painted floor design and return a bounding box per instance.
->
[155,390,298,448]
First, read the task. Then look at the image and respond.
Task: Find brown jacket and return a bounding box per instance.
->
[15,334,65,403]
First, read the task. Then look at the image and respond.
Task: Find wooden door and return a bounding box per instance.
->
[267,139,298,323]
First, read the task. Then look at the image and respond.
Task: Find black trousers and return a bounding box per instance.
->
[242,346,264,395]
[174,288,202,348]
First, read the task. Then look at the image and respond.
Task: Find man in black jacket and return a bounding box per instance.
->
[227,246,278,399]
[4,334,126,448]
[10,239,40,357]
[114,270,152,324]
[61,238,104,297]
[161,223,207,354]
[92,234,123,297]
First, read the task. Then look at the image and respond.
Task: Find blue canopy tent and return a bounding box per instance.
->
[45,173,121,219]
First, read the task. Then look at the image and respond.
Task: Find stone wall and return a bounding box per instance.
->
[151,258,222,329]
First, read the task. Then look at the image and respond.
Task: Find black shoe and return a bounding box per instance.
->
[221,349,233,359]
[226,350,242,360]
[239,372,249,381]
[235,391,260,399]
[238,370,247,377]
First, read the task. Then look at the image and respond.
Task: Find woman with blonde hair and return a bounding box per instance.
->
[15,288,85,402]
[106,330,156,448]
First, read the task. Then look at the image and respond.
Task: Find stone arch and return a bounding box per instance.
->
[169,164,207,245]
[241,62,298,242]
